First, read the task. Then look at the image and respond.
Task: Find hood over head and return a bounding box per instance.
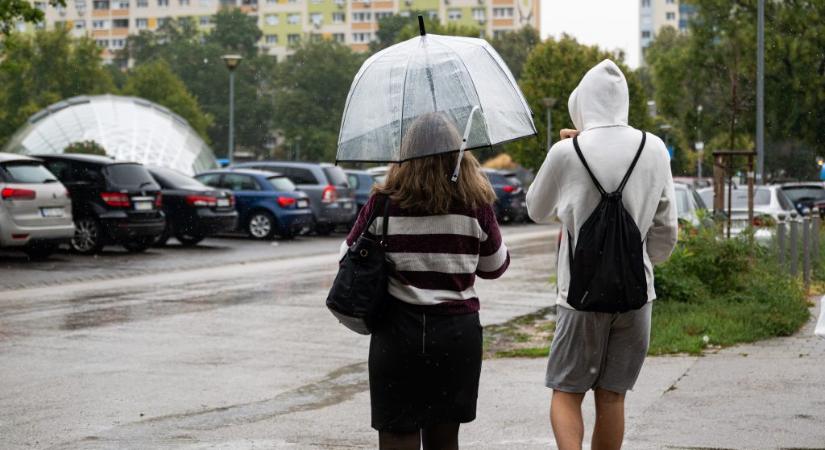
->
[568,59,629,131]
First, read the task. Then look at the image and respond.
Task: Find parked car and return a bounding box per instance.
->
[674,182,708,228]
[344,169,379,215]
[779,182,825,216]
[147,167,238,246]
[232,162,356,234]
[366,166,389,185]
[38,154,164,254]
[483,168,527,223]
[194,169,313,240]
[0,153,74,259]
[698,185,794,241]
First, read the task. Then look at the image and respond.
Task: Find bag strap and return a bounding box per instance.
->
[380,195,391,245]
[617,131,647,193]
[572,135,606,196]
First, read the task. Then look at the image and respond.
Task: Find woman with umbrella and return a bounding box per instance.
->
[336,18,536,449]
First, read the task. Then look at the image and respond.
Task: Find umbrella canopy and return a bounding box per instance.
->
[336,25,536,167]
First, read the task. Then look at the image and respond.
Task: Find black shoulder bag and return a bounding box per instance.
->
[326,195,392,335]
[567,131,648,313]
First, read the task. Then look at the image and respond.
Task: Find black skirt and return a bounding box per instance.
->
[369,299,483,433]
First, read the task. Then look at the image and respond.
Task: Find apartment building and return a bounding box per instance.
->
[639,0,695,65]
[27,0,540,61]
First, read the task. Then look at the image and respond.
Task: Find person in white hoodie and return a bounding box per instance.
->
[526,59,678,450]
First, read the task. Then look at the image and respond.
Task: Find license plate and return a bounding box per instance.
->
[297,199,309,208]
[134,201,153,211]
[342,202,352,210]
[217,198,230,207]
[41,207,64,218]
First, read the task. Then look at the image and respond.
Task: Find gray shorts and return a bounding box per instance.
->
[545,302,652,394]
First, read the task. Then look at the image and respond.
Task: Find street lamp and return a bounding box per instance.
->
[542,97,556,150]
[696,104,704,178]
[221,54,243,165]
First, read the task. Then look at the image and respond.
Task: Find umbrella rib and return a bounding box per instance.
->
[398,42,415,159]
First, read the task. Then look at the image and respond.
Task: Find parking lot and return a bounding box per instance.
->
[0,224,558,448]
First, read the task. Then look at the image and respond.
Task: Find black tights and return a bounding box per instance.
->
[378,423,460,450]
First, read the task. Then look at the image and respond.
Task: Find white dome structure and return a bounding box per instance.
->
[3,95,217,175]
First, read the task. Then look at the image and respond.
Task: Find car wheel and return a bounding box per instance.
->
[176,233,205,246]
[24,244,57,260]
[247,211,276,240]
[71,217,104,255]
[122,238,154,253]
[315,224,334,236]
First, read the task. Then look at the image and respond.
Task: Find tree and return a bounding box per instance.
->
[0,28,114,148]
[273,40,366,162]
[370,12,428,53]
[122,60,212,140]
[509,35,649,170]
[0,0,65,35]
[64,141,107,156]
[490,25,541,80]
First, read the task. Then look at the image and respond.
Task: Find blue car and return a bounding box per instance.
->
[483,168,528,223]
[194,169,314,240]
[344,169,379,215]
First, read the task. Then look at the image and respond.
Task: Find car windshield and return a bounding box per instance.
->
[105,163,158,189]
[151,167,206,190]
[323,167,349,187]
[698,187,771,209]
[267,176,296,192]
[1,162,58,183]
[675,188,690,216]
[782,186,825,204]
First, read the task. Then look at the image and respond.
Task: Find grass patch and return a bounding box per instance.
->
[487,224,812,359]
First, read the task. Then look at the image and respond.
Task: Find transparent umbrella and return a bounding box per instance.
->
[337,17,536,180]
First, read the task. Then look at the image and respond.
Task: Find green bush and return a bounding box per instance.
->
[650,225,810,355]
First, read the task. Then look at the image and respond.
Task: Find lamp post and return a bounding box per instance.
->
[221,54,243,165]
[542,97,556,150]
[696,104,704,179]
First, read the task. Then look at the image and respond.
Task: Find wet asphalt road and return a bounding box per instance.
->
[0,224,558,449]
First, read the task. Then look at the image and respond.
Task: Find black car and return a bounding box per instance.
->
[483,169,528,223]
[148,167,238,246]
[38,154,165,254]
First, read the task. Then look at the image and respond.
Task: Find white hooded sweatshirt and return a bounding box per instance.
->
[526,59,678,310]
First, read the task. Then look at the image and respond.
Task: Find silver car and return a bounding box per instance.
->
[698,185,794,242]
[0,153,74,259]
[674,182,708,228]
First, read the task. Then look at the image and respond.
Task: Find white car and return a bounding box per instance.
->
[674,182,707,228]
[698,185,795,241]
[0,153,75,259]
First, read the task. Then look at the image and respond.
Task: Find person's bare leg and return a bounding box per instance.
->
[550,390,586,450]
[592,388,625,450]
[379,430,421,450]
[422,423,459,450]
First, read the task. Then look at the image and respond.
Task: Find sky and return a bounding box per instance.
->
[540,0,640,68]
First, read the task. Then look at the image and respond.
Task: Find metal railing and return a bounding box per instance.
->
[776,209,821,291]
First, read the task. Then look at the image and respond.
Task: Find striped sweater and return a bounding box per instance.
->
[343,194,510,315]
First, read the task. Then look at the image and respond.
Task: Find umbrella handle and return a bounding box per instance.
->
[452,105,481,183]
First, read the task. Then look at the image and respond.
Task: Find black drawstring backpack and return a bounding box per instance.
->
[326,195,392,335]
[567,131,648,313]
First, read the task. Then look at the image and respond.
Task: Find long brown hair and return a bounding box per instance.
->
[374,112,496,214]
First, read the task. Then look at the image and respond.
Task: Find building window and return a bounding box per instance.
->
[135,18,148,28]
[427,10,437,19]
[157,17,169,26]
[113,18,128,27]
[96,39,109,47]
[492,7,513,18]
[92,19,109,29]
[265,14,279,25]
[265,34,278,44]
[75,20,86,29]
[666,0,676,3]
[493,30,506,39]
[332,12,345,23]
[352,32,371,43]
[266,0,276,3]
[310,12,323,25]
[472,8,485,21]
[158,0,169,7]
[34,2,46,11]
[111,39,126,48]
[352,11,371,22]
[116,0,129,8]
[179,0,190,5]
[93,0,110,9]
[641,0,650,6]
[199,15,211,25]
[333,32,345,42]
[447,9,461,21]
[136,0,148,6]
[641,30,651,39]
[375,11,392,21]
[666,12,676,20]
[287,13,300,24]
[287,33,300,44]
